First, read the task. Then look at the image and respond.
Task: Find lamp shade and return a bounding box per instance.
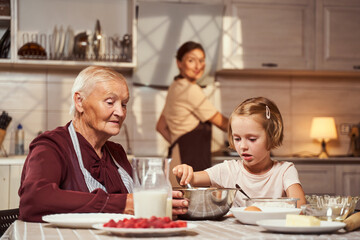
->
[310,117,337,141]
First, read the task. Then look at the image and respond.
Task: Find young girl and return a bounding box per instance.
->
[173,97,306,208]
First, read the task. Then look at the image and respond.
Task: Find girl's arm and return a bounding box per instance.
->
[173,164,211,186]
[286,183,306,208]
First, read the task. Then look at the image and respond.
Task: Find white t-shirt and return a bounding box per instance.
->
[205,160,301,207]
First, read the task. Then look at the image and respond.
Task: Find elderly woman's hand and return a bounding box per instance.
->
[172,190,189,216]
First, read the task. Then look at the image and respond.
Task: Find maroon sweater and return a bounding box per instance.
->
[18,122,132,222]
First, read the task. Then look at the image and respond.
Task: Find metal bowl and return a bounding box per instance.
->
[176,187,237,220]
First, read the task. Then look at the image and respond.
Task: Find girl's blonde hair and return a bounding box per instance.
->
[228,97,284,150]
[69,66,127,116]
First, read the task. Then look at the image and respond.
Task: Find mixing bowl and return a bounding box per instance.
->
[244,198,298,208]
[303,195,359,221]
[175,187,237,220]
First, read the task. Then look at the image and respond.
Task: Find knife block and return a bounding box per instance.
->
[0,128,6,147]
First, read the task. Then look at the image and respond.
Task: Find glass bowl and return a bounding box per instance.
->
[302,195,360,221]
[244,198,298,208]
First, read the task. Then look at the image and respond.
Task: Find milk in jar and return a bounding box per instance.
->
[132,158,172,218]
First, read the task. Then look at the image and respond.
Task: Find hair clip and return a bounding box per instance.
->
[266,105,271,119]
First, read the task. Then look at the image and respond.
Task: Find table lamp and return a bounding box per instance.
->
[310,117,338,158]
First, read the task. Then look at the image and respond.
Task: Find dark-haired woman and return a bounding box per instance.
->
[156,41,228,187]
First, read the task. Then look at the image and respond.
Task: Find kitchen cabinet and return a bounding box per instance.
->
[335,165,360,196]
[221,0,360,74]
[0,156,25,210]
[221,0,315,70]
[315,0,360,71]
[295,164,336,195]
[0,0,137,71]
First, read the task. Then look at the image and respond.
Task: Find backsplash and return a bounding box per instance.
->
[0,68,359,158]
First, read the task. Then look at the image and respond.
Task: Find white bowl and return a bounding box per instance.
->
[230,207,301,225]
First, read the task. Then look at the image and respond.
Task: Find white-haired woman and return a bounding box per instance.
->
[19,66,189,222]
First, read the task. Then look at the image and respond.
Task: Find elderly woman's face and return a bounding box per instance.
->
[80,79,129,137]
[177,48,205,82]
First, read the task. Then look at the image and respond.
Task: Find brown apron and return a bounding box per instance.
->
[168,121,212,171]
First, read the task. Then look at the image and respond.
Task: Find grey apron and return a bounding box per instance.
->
[68,122,133,193]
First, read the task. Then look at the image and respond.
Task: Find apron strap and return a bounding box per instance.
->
[68,122,107,193]
[105,145,133,193]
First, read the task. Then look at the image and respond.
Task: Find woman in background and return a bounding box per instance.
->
[156,41,228,187]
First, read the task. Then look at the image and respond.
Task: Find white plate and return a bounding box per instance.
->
[92,223,197,237]
[63,26,74,58]
[57,26,66,56]
[42,213,134,228]
[257,219,346,233]
[231,207,301,225]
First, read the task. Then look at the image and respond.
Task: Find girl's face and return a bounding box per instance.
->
[176,48,205,82]
[231,115,272,173]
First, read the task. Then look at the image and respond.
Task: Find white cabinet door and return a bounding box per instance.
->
[335,165,360,196]
[9,165,22,209]
[0,165,10,210]
[221,0,315,70]
[315,0,360,71]
[295,164,336,195]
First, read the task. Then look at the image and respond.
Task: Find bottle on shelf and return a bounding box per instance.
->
[15,123,24,155]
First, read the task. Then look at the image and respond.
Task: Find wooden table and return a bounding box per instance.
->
[2,217,360,240]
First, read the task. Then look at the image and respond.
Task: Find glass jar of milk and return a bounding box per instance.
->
[132,157,172,218]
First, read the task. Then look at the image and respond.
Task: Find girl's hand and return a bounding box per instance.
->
[172,164,194,186]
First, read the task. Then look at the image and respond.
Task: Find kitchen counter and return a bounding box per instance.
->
[0,155,26,165]
[212,156,360,165]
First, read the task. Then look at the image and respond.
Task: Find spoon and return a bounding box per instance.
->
[235,184,251,200]
[176,176,193,189]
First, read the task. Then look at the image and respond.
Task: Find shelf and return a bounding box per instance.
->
[216,68,360,78]
[0,0,137,71]
[0,59,136,71]
[0,16,10,21]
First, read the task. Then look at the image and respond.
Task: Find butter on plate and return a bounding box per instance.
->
[286,214,321,227]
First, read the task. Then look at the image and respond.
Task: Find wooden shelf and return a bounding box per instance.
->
[216,68,360,78]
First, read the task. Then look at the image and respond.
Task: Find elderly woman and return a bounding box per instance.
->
[18,66,188,222]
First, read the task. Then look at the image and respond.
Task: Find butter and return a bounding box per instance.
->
[286,214,321,227]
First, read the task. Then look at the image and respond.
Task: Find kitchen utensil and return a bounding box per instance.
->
[235,183,251,200]
[0,111,12,130]
[231,206,301,225]
[18,42,46,59]
[176,176,192,189]
[0,27,10,58]
[92,19,101,59]
[244,197,298,208]
[73,32,88,59]
[175,187,237,220]
[132,157,172,218]
[303,195,359,221]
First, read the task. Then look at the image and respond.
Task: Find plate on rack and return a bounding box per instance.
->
[42,213,134,228]
[57,26,66,57]
[92,223,197,237]
[63,26,74,58]
[256,219,346,233]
